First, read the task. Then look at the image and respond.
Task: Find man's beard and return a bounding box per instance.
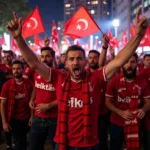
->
[43,61,52,67]
[13,73,22,79]
[122,67,137,79]
[89,63,99,70]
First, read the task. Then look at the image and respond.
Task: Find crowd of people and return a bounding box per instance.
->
[0,8,150,150]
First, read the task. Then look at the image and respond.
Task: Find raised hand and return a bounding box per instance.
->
[6,12,22,39]
[44,37,50,47]
[135,7,149,37]
[102,34,109,47]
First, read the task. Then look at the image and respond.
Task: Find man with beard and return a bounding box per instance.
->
[0,60,33,150]
[0,50,14,80]
[87,35,110,150]
[0,50,15,149]
[29,46,57,150]
[105,53,150,150]
[6,8,149,150]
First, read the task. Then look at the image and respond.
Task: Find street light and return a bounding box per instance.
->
[112,19,120,37]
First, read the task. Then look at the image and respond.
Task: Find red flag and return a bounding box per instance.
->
[22,7,45,38]
[0,35,6,45]
[139,26,150,47]
[34,34,44,48]
[107,29,113,39]
[64,6,100,40]
[107,29,118,48]
[130,24,135,38]
[52,20,59,43]
[121,30,128,47]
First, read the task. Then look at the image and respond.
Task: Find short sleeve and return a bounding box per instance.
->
[48,68,66,88]
[0,82,9,100]
[141,78,150,99]
[105,76,117,98]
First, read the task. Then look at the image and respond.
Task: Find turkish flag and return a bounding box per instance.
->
[121,30,128,47]
[0,35,6,45]
[11,38,18,50]
[139,26,150,47]
[64,6,100,40]
[130,24,135,38]
[107,29,118,48]
[52,20,59,43]
[34,34,44,48]
[22,7,45,38]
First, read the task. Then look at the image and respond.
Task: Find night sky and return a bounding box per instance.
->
[27,0,64,36]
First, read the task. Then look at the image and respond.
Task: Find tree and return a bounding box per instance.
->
[0,0,31,35]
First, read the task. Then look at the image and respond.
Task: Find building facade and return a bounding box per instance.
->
[64,0,111,23]
[111,0,150,40]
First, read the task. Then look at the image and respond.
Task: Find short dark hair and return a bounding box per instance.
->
[133,53,138,62]
[144,54,150,60]
[41,47,55,57]
[88,50,100,57]
[66,45,86,58]
[12,60,24,69]
[3,50,14,57]
[60,53,66,57]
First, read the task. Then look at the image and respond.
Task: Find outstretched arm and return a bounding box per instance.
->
[105,8,149,80]
[7,12,50,80]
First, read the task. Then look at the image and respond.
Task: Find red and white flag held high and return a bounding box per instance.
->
[121,30,128,47]
[52,20,59,43]
[107,29,118,48]
[139,26,150,47]
[22,7,45,38]
[0,35,6,45]
[34,34,44,48]
[64,6,100,40]
[130,24,135,38]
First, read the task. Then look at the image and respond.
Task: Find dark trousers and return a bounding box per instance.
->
[29,116,57,150]
[55,144,99,150]
[11,118,29,150]
[143,129,150,150]
[98,112,110,150]
[109,123,124,150]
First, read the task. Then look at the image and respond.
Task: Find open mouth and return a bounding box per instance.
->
[73,67,80,76]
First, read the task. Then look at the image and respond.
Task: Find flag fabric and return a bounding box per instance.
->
[22,7,45,38]
[139,26,150,47]
[34,34,44,48]
[107,29,118,48]
[121,30,128,47]
[52,20,59,43]
[64,6,100,40]
[0,35,6,45]
[130,24,135,38]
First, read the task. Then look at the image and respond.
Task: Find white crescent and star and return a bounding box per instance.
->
[26,17,38,29]
[76,19,88,31]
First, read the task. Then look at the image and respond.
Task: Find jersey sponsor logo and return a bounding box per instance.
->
[118,95,140,104]
[68,97,93,108]
[15,93,25,99]
[35,81,55,91]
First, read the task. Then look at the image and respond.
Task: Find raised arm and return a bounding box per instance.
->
[99,34,109,69]
[105,8,149,80]
[6,12,50,80]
